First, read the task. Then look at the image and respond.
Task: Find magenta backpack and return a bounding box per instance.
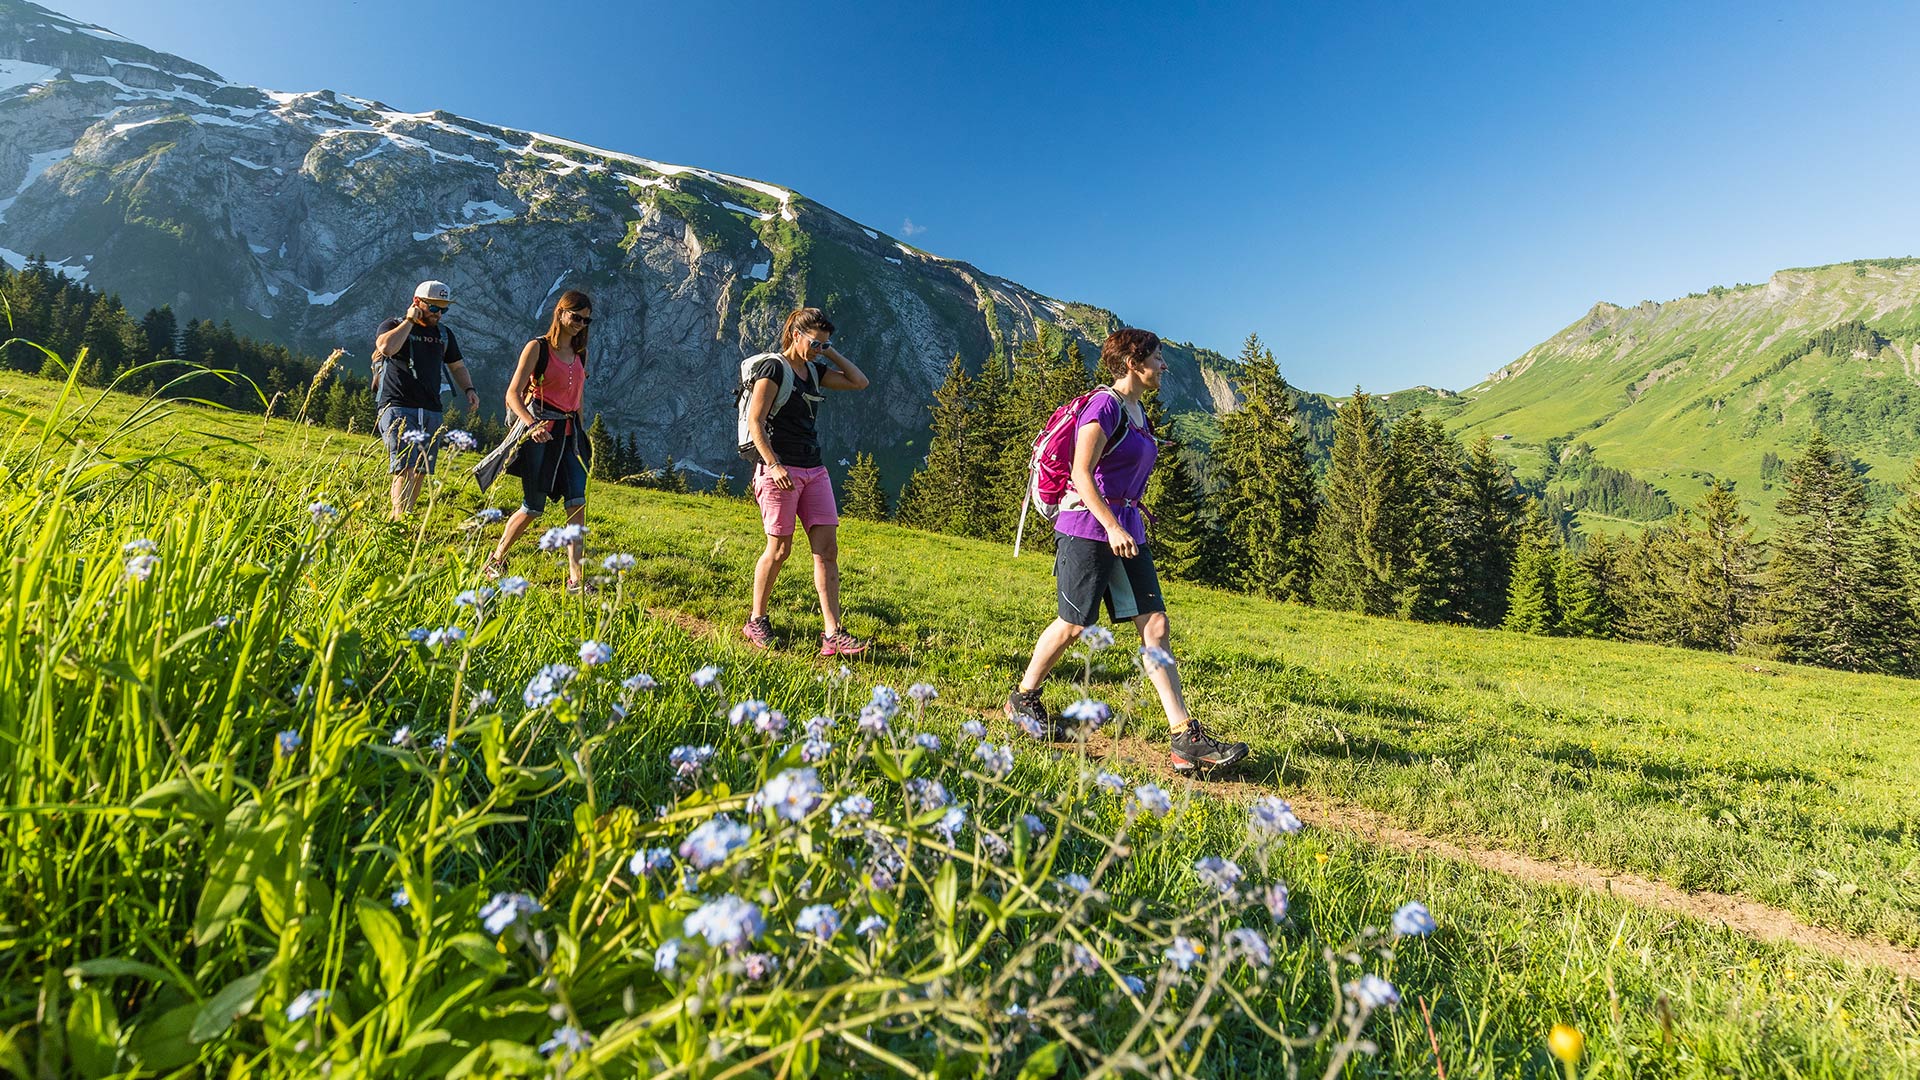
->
[1014,386,1130,556]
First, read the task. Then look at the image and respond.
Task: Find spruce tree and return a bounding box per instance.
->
[1385,411,1473,621]
[621,434,646,485]
[1573,532,1628,638]
[586,413,615,480]
[1502,502,1560,635]
[1454,435,1524,627]
[1682,481,1765,653]
[1210,334,1318,600]
[1554,547,1609,637]
[140,305,178,362]
[1772,432,1914,673]
[1892,456,1920,624]
[842,451,890,521]
[710,470,735,498]
[1312,390,1400,614]
[904,354,979,536]
[659,456,690,493]
[1141,393,1212,582]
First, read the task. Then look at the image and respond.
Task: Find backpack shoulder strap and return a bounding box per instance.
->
[531,338,551,380]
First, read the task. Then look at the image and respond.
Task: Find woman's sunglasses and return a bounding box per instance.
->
[568,311,593,325]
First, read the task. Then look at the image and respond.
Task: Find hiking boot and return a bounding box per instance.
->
[1170,719,1249,773]
[820,629,868,657]
[482,558,507,581]
[742,615,774,650]
[1005,687,1062,741]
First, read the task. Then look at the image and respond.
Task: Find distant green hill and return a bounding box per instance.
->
[1402,259,1920,532]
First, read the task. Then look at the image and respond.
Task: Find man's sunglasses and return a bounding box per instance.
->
[422,303,449,314]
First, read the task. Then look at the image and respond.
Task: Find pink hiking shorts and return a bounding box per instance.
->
[752,464,839,536]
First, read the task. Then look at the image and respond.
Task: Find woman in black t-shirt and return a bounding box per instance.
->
[739,307,871,655]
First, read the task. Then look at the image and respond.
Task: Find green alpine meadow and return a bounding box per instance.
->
[0,357,1914,1077]
[5,2,1920,1077]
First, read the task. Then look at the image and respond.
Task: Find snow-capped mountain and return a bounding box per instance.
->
[0,0,1234,471]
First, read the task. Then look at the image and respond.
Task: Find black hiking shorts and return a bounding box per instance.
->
[1054,534,1166,626]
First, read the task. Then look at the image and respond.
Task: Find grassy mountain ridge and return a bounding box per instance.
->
[1397,259,1920,530]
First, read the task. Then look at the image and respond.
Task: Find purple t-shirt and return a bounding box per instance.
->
[1056,389,1157,545]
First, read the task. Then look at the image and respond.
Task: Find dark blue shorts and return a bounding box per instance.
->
[379,406,441,474]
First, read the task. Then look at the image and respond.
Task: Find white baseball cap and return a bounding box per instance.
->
[413,280,453,304]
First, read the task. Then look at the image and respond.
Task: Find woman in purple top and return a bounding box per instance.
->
[1006,328,1249,773]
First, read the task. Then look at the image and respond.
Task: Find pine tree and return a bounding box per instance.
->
[1892,456,1920,625]
[1572,532,1629,638]
[1454,436,1524,627]
[621,434,645,485]
[710,470,735,498]
[586,414,614,480]
[1681,481,1765,653]
[1312,390,1400,614]
[842,452,890,521]
[1771,432,1915,673]
[1554,547,1609,637]
[1502,501,1560,634]
[1385,411,1474,621]
[1141,393,1211,582]
[902,354,980,536]
[659,455,690,493]
[140,305,178,362]
[1210,334,1318,600]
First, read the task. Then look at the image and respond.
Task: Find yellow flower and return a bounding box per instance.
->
[1315,852,1330,865]
[1547,1023,1584,1064]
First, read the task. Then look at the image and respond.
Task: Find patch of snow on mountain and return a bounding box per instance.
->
[536,270,570,317]
[0,59,61,95]
[462,200,514,224]
[0,148,72,224]
[306,286,350,306]
[862,227,879,240]
[110,116,175,136]
[747,261,771,280]
[345,140,391,167]
[0,247,88,281]
[230,156,268,171]
[722,201,773,221]
[247,243,270,255]
[885,256,902,266]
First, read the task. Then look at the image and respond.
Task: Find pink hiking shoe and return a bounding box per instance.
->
[819,629,868,657]
[741,615,774,650]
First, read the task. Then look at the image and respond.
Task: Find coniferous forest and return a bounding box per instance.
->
[7,258,1919,677]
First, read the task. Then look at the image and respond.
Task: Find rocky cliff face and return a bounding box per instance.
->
[0,0,1232,474]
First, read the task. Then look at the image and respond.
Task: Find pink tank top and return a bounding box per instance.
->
[536,344,585,413]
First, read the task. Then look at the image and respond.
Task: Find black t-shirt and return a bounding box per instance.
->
[374,318,464,411]
[750,357,826,469]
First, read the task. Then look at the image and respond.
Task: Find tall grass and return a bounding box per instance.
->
[0,357,1914,1077]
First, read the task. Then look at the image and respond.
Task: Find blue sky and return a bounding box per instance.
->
[54,0,1920,394]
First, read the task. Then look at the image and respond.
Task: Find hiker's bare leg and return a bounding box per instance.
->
[1134,611,1190,728]
[389,469,423,519]
[752,533,793,619]
[565,502,587,584]
[1019,619,1086,693]
[806,523,843,635]
[492,508,537,566]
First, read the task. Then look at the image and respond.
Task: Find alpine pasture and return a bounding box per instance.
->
[1,364,1915,1077]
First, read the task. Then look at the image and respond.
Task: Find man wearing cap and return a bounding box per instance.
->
[373,280,480,518]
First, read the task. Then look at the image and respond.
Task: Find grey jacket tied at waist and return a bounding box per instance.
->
[471,405,580,494]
